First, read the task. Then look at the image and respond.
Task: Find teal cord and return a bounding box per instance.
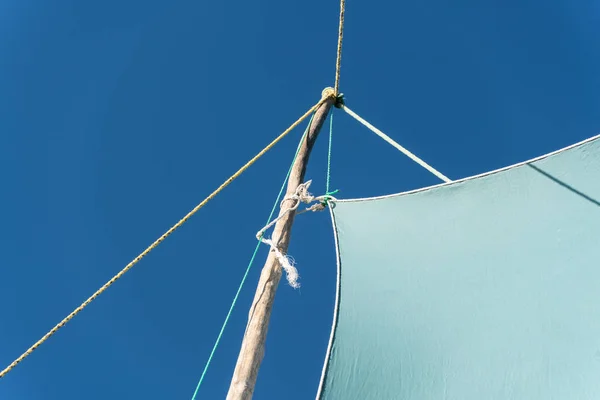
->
[190,115,314,400]
[322,110,338,205]
[326,110,333,194]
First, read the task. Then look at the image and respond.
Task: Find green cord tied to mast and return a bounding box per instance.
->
[323,106,339,207]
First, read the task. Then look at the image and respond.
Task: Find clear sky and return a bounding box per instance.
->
[1,0,599,399]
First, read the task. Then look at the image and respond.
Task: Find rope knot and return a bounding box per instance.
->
[256,180,337,289]
[321,87,336,100]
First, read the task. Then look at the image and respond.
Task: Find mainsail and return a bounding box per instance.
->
[318,135,600,399]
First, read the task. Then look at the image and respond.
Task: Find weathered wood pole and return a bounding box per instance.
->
[226,88,336,400]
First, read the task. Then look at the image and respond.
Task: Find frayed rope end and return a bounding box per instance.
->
[263,238,301,289]
[280,255,300,289]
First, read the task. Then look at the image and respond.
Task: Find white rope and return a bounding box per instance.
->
[256,180,336,288]
[341,105,452,183]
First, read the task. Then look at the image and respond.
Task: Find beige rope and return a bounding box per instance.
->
[334,0,346,96]
[0,96,330,380]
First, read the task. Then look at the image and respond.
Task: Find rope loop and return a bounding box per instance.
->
[255,181,336,288]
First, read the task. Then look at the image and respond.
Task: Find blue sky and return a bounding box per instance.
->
[1,0,599,399]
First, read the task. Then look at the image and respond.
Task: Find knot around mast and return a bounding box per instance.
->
[322,87,345,109]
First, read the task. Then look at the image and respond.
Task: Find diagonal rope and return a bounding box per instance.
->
[334,0,346,95]
[0,98,328,380]
[189,115,314,400]
[341,105,452,183]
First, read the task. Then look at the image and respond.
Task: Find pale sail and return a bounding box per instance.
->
[318,135,600,399]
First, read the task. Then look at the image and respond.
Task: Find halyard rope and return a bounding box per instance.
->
[334,0,346,95]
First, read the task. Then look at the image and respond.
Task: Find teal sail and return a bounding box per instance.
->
[318,135,600,399]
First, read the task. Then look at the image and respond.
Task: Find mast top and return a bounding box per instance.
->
[321,87,344,109]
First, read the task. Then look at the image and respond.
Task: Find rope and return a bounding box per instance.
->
[341,105,452,183]
[334,0,346,95]
[190,115,315,400]
[326,111,334,194]
[255,180,336,288]
[0,98,328,380]
[322,109,338,206]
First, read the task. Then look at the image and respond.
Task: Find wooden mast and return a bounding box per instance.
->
[226,88,336,400]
